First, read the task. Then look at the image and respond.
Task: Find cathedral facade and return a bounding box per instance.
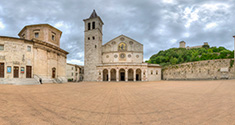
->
[83,10,161,82]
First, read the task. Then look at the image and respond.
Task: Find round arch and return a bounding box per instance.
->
[110,69,116,81]
[128,69,134,81]
[136,69,141,81]
[103,69,108,81]
[119,68,125,81]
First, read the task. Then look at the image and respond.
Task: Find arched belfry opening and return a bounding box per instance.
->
[92,21,95,29]
[88,22,91,30]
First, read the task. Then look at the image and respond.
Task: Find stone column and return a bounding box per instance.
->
[125,69,128,82]
[141,69,144,81]
[101,69,103,82]
[108,69,111,82]
[145,69,148,81]
[116,69,119,82]
[134,69,136,82]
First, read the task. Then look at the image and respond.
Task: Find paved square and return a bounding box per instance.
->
[0,80,235,124]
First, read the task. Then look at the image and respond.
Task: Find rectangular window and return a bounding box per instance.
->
[27,46,31,52]
[72,73,73,76]
[35,32,39,38]
[52,35,55,41]
[0,45,4,51]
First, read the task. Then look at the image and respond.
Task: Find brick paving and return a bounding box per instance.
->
[0,80,235,124]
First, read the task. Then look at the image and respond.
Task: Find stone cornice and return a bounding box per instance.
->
[32,39,68,58]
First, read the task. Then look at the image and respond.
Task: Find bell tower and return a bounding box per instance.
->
[83,10,103,81]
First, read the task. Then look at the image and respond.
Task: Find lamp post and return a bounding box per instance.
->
[233,36,235,65]
[234,36,235,60]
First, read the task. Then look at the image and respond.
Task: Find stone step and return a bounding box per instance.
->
[0,78,40,85]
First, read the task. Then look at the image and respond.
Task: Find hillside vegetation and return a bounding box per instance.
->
[146,46,234,66]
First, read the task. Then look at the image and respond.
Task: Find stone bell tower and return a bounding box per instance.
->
[83,10,104,81]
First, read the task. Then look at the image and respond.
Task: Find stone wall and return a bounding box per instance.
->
[0,38,34,79]
[163,59,235,80]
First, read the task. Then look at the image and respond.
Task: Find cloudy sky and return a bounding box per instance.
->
[0,0,235,65]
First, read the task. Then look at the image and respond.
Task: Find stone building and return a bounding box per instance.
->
[66,63,84,82]
[83,10,161,82]
[0,24,68,85]
[179,41,209,49]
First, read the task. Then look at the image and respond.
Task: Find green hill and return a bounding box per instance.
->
[146,46,234,67]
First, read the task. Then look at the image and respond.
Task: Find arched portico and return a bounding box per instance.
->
[119,68,125,81]
[136,69,141,81]
[128,69,134,81]
[110,69,116,81]
[103,69,108,81]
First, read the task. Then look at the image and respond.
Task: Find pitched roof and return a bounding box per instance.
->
[89,10,98,19]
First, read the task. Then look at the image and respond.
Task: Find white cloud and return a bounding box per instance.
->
[183,7,199,28]
[183,33,190,37]
[67,59,84,65]
[0,20,5,29]
[170,39,177,44]
[201,3,230,11]
[162,0,175,4]
[55,21,64,27]
[205,22,218,30]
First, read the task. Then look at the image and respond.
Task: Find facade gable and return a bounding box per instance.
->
[102,35,143,53]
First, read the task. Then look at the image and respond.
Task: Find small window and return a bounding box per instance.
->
[151,70,153,75]
[92,36,95,40]
[35,32,39,38]
[76,73,78,76]
[92,21,95,29]
[88,22,91,30]
[88,37,90,40]
[95,45,97,48]
[72,73,73,76]
[27,46,31,52]
[0,45,4,51]
[72,67,73,70]
[52,35,55,41]
[156,70,158,75]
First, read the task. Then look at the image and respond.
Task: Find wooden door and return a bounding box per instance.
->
[0,63,4,78]
[14,66,19,78]
[52,68,56,78]
[26,66,32,78]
